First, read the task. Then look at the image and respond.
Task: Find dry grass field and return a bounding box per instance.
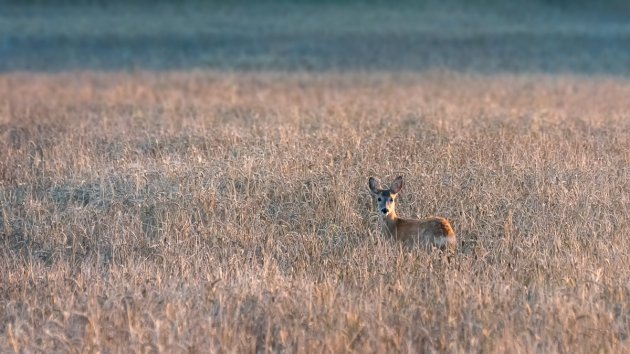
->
[1,2,630,353]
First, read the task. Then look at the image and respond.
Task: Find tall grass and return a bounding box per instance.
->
[1,71,628,352]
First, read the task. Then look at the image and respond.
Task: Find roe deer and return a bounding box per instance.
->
[368,176,457,252]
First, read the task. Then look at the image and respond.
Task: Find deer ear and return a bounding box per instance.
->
[368,177,380,194]
[390,176,403,194]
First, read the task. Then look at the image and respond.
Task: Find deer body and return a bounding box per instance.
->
[369,176,457,251]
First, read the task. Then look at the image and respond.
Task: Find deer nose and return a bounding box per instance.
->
[381,208,388,214]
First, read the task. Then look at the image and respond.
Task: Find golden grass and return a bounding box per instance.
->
[1,70,629,353]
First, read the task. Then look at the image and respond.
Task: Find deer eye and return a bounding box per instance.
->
[377,198,382,202]
[389,198,393,202]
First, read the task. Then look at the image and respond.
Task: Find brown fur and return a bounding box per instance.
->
[369,176,457,252]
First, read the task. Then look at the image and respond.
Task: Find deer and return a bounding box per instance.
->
[368,176,457,253]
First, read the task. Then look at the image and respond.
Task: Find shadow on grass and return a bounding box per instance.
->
[3,31,630,75]
[1,2,630,74]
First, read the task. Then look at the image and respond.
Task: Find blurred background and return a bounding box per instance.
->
[2,0,630,74]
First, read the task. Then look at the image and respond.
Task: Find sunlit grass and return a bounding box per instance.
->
[1,70,628,352]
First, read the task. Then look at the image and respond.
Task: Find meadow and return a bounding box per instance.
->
[1,2,630,353]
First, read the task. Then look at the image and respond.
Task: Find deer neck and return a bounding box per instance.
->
[383,211,400,235]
